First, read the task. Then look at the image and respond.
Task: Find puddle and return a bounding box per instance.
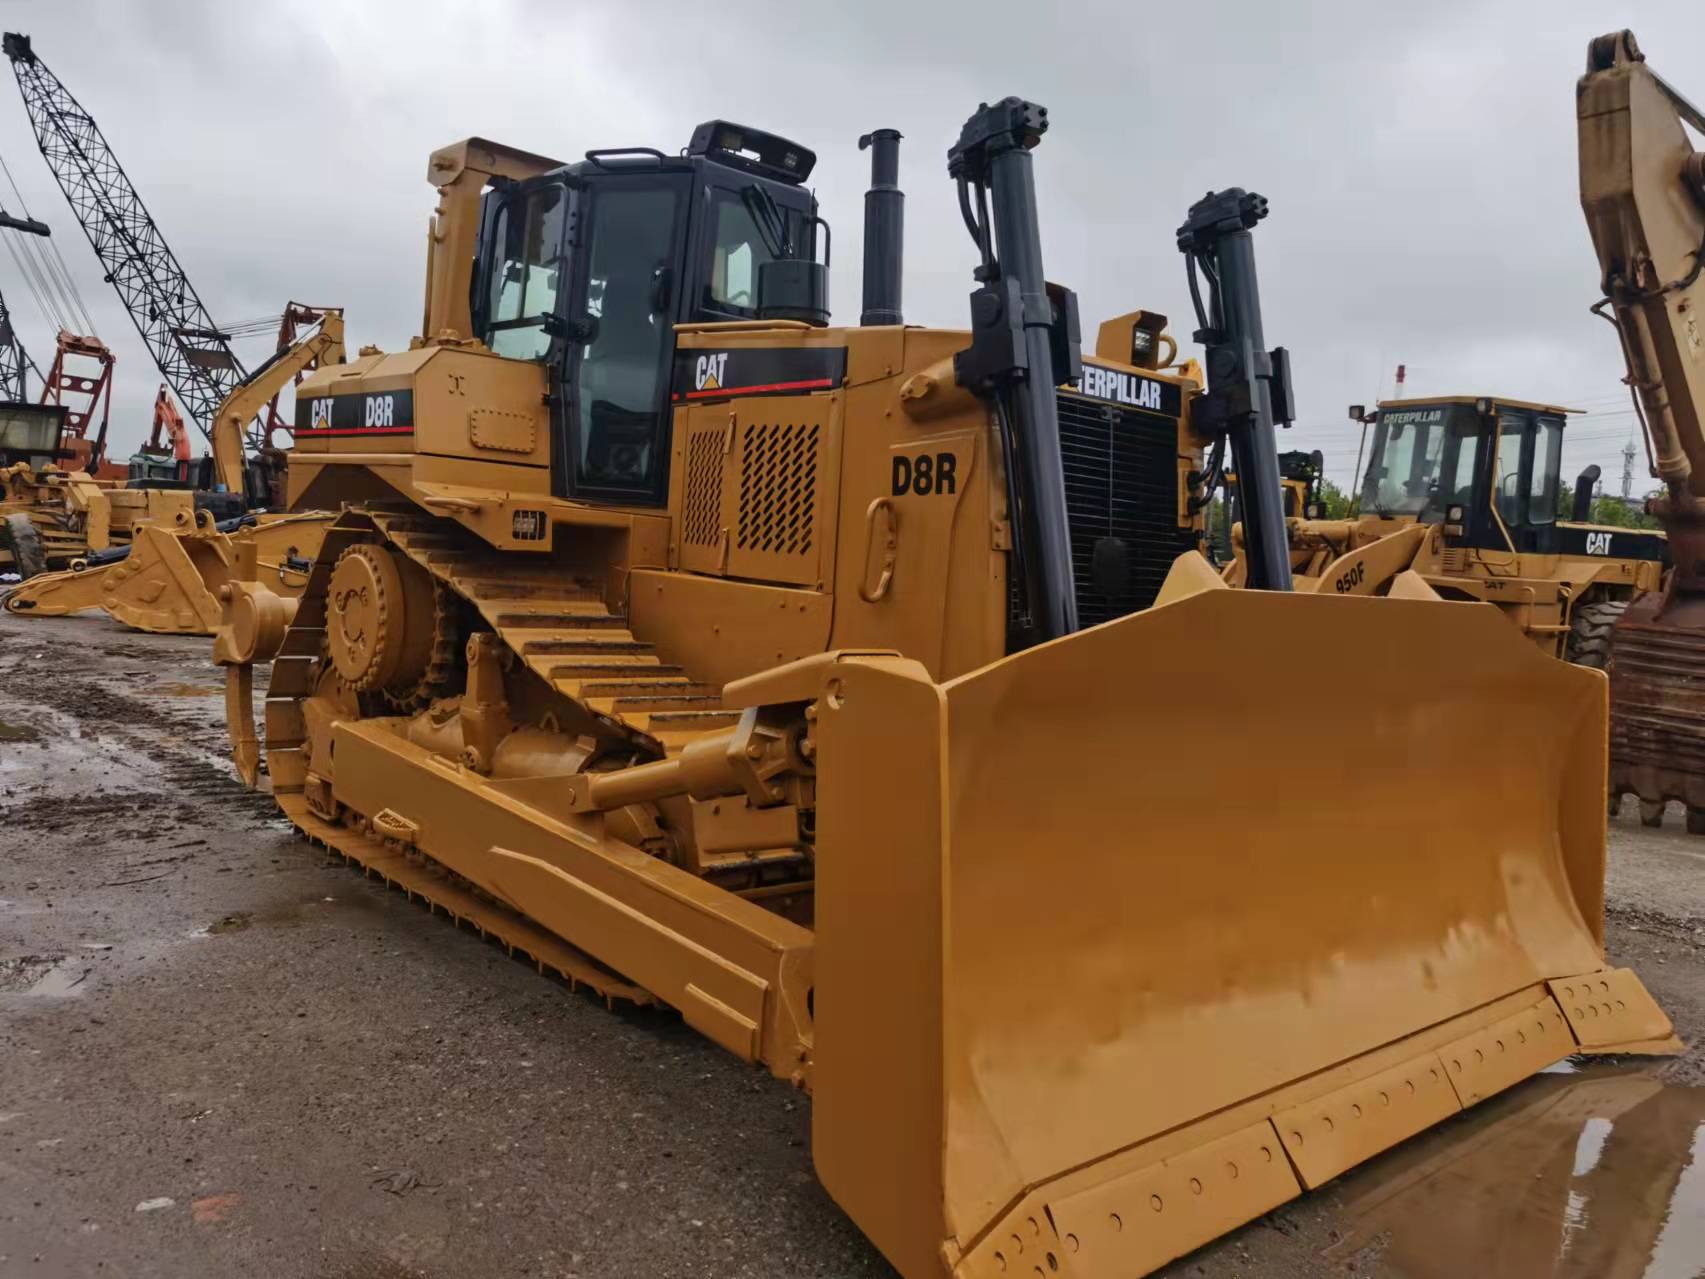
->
[195,896,362,937]
[26,962,89,996]
[156,683,220,698]
[0,955,88,996]
[1327,1063,1705,1277]
[0,717,42,743]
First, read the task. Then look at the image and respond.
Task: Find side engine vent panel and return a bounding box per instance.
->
[737,421,819,558]
[673,395,838,588]
[682,427,725,549]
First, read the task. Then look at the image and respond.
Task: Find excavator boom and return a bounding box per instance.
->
[1579,31,1705,820]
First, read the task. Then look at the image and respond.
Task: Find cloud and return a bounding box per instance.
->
[0,0,1696,499]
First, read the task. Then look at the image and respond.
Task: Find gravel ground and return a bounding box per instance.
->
[2,612,1703,1279]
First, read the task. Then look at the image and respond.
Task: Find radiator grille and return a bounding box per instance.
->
[737,422,818,557]
[682,429,723,548]
[1053,390,1197,627]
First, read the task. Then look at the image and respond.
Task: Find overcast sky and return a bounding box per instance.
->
[0,0,1699,498]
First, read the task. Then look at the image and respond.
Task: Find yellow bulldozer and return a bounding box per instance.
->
[1226,393,1668,665]
[213,106,1674,1278]
[2,312,344,633]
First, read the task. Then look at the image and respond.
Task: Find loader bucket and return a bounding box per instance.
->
[809,565,1675,1279]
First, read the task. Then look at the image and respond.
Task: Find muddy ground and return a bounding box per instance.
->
[2,612,1703,1279]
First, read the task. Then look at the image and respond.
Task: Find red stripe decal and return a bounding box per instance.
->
[674,377,835,402]
[295,426,416,436]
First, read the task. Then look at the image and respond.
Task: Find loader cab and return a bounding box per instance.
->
[0,401,69,470]
[468,121,821,508]
[1486,400,1570,551]
[1359,397,1572,551]
[1277,449,1324,518]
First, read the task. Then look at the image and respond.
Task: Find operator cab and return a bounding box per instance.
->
[468,121,824,507]
[1277,449,1324,519]
[0,402,69,470]
[1358,396,1580,552]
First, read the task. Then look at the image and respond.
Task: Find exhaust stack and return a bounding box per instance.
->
[858,129,904,326]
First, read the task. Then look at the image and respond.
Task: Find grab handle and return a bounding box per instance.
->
[859,497,898,603]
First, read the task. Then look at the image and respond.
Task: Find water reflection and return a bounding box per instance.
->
[1326,1063,1705,1278]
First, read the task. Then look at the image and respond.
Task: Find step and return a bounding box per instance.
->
[577,678,713,698]
[637,708,743,731]
[549,660,684,682]
[493,610,626,629]
[522,636,652,657]
[602,692,724,713]
[515,627,638,650]
[454,572,599,592]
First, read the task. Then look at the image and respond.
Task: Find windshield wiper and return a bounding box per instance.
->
[742,184,794,259]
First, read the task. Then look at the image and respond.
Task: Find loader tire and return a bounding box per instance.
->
[1566,598,1628,670]
[0,513,47,580]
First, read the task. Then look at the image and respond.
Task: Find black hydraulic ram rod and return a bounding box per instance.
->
[858,128,904,325]
[949,99,1083,644]
[1177,189,1294,591]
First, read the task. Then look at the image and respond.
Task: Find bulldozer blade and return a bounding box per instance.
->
[809,564,1676,1279]
[4,514,328,635]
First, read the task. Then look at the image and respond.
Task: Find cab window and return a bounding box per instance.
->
[1527,414,1563,525]
[1494,410,1528,525]
[704,191,778,314]
[701,188,811,318]
[483,183,567,361]
[1438,426,1482,511]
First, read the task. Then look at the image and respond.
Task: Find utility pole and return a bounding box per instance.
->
[1622,435,1636,500]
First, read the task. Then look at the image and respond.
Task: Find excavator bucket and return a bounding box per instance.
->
[810,563,1676,1279]
[4,512,329,635]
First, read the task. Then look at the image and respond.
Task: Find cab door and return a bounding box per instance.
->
[560,175,691,506]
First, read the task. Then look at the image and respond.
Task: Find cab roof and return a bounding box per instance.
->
[1377,394,1581,415]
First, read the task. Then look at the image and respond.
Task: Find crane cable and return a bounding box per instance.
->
[0,147,97,338]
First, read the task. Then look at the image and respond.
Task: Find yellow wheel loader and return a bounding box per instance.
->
[1224,395,1668,667]
[2,314,345,634]
[1580,32,1705,831]
[214,107,1675,1279]
[1214,448,1322,563]
[1,401,79,574]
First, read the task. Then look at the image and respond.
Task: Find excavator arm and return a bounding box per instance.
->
[148,385,192,465]
[1579,32,1705,820]
[209,309,345,498]
[1579,31,1705,519]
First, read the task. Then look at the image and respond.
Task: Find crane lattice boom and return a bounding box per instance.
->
[2,31,243,442]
